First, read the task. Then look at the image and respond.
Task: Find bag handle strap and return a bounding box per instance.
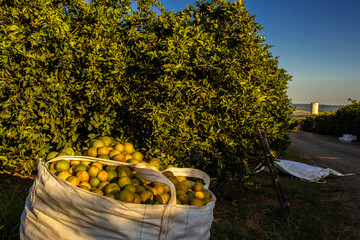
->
[162,167,211,189]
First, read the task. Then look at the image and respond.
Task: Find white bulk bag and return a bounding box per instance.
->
[19,156,216,240]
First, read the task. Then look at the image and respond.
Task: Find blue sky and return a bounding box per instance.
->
[160,0,360,105]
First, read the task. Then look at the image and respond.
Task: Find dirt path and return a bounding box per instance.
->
[289,131,360,233]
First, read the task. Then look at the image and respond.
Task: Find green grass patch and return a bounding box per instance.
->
[0,186,28,240]
[210,173,357,240]
[210,150,358,240]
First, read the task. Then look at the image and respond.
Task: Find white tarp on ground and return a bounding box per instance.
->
[338,134,358,143]
[256,159,356,183]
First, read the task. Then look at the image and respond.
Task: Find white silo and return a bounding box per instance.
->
[311,102,319,115]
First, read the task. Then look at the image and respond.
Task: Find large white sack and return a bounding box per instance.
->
[19,156,216,240]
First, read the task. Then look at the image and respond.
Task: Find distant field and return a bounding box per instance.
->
[291,110,310,119]
[291,104,341,119]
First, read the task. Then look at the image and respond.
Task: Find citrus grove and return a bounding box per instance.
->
[0,0,294,186]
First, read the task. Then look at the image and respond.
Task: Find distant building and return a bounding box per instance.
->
[311,102,319,115]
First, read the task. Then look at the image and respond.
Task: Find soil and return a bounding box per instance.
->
[0,173,34,192]
[289,131,360,234]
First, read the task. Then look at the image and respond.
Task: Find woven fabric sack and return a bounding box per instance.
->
[19,156,216,240]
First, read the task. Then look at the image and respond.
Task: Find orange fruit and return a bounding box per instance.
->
[68,165,75,174]
[60,147,75,156]
[186,190,195,202]
[192,182,203,192]
[154,194,169,204]
[73,163,87,173]
[118,189,135,203]
[114,143,125,152]
[203,190,211,199]
[112,154,126,162]
[80,161,92,166]
[79,186,90,191]
[100,136,113,147]
[149,159,161,170]
[176,189,186,196]
[153,184,164,195]
[190,198,204,206]
[128,158,140,164]
[124,154,133,161]
[67,176,80,186]
[134,193,141,204]
[117,167,130,177]
[97,170,109,182]
[97,146,110,155]
[46,151,59,161]
[104,183,121,195]
[131,152,144,161]
[109,149,121,158]
[90,139,106,148]
[167,176,179,185]
[91,162,103,170]
[163,171,174,178]
[91,188,104,195]
[48,162,56,171]
[105,165,117,171]
[107,170,118,182]
[76,170,90,182]
[79,181,92,189]
[55,160,70,172]
[204,198,213,204]
[178,194,190,204]
[87,147,98,157]
[57,171,72,180]
[131,178,140,186]
[105,193,115,199]
[182,180,192,189]
[118,176,132,188]
[123,184,136,192]
[89,177,101,188]
[88,166,100,178]
[194,191,205,200]
[176,182,188,192]
[70,160,81,166]
[140,191,153,203]
[135,185,146,194]
[148,187,158,196]
[98,181,110,190]
[177,176,187,182]
[124,142,135,154]
[98,154,110,160]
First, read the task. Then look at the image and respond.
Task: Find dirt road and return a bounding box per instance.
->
[289,131,360,232]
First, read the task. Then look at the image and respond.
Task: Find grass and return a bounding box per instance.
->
[0,186,28,240]
[210,150,358,240]
[210,173,357,240]
[0,150,358,240]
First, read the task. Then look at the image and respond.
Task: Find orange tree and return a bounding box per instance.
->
[0,0,293,185]
[302,99,360,137]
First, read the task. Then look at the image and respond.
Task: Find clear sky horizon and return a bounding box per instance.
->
[160,0,360,106]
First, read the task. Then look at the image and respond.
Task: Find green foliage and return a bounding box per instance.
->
[302,99,360,137]
[333,99,360,137]
[0,0,293,184]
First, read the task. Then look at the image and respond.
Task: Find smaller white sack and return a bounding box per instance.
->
[274,159,356,183]
[339,134,357,143]
[19,156,216,240]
